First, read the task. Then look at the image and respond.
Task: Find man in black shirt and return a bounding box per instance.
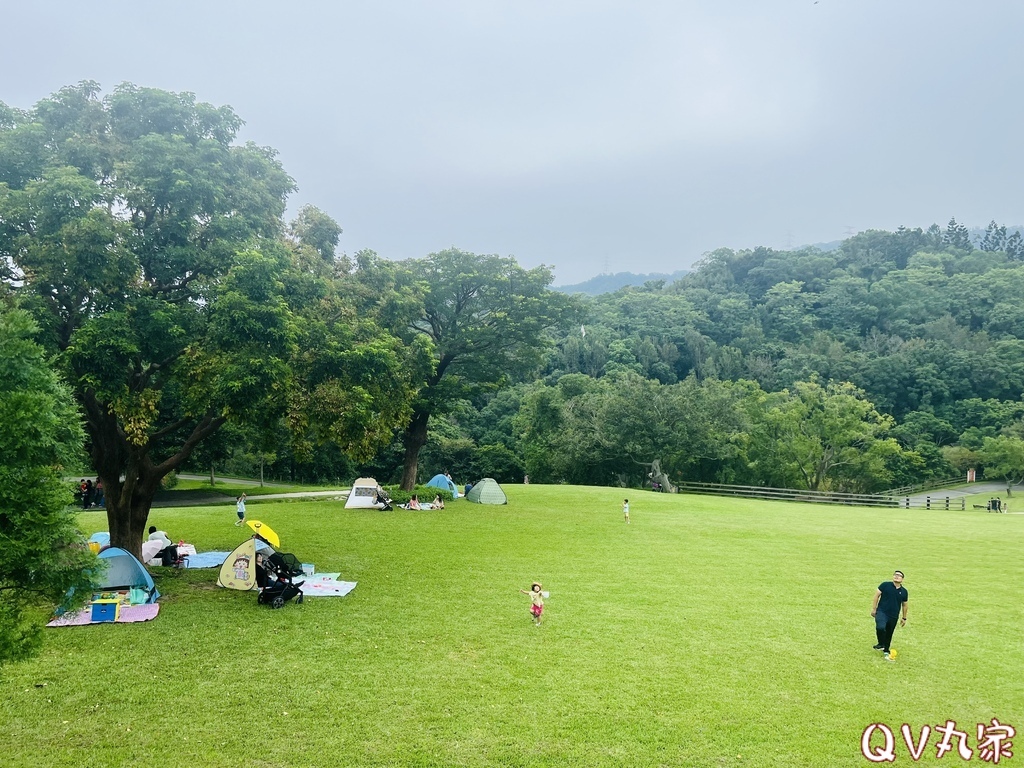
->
[871,570,909,660]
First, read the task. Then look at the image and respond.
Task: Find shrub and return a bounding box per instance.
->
[384,485,453,505]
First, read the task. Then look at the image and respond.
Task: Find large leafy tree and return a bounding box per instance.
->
[515,373,750,487]
[351,248,574,489]
[745,380,902,492]
[0,83,413,557]
[0,306,96,664]
[979,434,1024,495]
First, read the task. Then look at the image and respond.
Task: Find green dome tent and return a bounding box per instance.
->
[465,478,507,505]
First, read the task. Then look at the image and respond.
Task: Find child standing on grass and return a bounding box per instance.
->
[623,498,630,524]
[235,493,247,526]
[520,582,544,626]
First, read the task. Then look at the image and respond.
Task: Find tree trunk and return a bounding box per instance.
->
[649,459,677,494]
[81,392,226,560]
[210,463,215,486]
[104,469,161,561]
[400,409,431,490]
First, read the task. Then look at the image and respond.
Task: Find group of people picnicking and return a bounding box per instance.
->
[76,478,105,509]
[400,494,445,510]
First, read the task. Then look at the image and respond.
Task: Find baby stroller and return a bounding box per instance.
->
[375,487,394,511]
[256,552,305,608]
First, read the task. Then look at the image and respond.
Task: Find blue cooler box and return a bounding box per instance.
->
[91,600,119,622]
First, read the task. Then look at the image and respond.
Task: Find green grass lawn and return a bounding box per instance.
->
[4,486,1022,767]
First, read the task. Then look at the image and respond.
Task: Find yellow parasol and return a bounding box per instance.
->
[246,519,280,548]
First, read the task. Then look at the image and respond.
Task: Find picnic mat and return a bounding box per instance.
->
[298,573,357,598]
[184,550,231,568]
[47,603,160,627]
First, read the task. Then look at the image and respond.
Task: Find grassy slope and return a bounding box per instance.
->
[3,486,1022,767]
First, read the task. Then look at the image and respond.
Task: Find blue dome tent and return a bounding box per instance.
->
[426,473,459,498]
[97,547,159,602]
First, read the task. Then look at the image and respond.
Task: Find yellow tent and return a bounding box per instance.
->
[217,538,258,591]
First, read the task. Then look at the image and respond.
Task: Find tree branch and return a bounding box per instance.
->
[148,416,193,443]
[151,410,227,478]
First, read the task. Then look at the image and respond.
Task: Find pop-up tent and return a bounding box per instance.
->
[97,547,160,602]
[345,477,384,509]
[217,537,273,591]
[465,478,507,505]
[425,473,460,498]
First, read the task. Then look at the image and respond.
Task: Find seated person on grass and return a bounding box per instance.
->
[147,526,177,566]
[148,526,172,548]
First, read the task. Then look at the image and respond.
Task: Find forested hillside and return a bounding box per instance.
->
[338,220,1024,494]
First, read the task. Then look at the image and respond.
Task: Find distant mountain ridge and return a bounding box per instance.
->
[556,270,690,296]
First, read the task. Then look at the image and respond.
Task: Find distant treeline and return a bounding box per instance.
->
[200,219,1024,494]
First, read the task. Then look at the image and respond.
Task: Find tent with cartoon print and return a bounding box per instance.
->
[218,538,262,591]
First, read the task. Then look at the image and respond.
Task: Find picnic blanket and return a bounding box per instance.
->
[298,573,357,598]
[184,550,231,568]
[47,603,160,627]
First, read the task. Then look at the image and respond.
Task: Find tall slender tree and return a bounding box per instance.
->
[350,248,574,489]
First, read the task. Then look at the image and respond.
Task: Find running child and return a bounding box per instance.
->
[235,493,247,526]
[520,582,545,626]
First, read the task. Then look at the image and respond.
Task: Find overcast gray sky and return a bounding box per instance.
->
[2,1,1022,284]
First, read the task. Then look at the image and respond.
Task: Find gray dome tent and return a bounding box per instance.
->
[464,478,507,505]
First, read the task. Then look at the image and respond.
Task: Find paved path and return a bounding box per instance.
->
[177,473,289,488]
[901,482,1021,501]
[151,489,350,508]
[898,482,1024,514]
